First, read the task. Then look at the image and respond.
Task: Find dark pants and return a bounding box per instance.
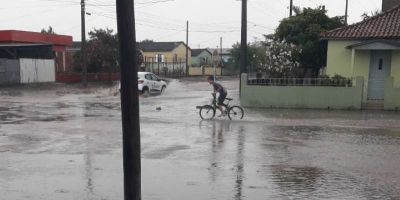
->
[218,92,227,105]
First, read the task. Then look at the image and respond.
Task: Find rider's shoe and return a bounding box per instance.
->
[217,112,227,117]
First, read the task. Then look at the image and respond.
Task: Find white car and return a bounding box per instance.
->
[138,72,167,95]
[119,72,167,95]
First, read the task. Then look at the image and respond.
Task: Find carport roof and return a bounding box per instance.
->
[0,30,72,46]
[0,43,52,47]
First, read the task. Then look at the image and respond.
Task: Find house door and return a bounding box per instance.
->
[368,51,391,100]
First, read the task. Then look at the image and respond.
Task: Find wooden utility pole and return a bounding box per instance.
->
[220,37,223,66]
[213,47,216,81]
[81,0,87,87]
[345,0,349,25]
[240,0,247,74]
[186,20,189,76]
[220,37,223,76]
[116,0,141,199]
[290,0,293,17]
[240,0,247,96]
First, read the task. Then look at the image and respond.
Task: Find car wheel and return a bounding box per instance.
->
[142,88,150,97]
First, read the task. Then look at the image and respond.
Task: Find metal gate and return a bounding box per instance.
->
[0,59,20,85]
[368,51,392,100]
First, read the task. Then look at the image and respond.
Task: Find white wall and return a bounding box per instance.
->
[19,59,55,83]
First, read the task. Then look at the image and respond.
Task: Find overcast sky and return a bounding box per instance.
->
[1,0,382,48]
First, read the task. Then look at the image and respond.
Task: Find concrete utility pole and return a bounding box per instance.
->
[116,0,141,199]
[240,0,247,96]
[81,0,87,87]
[290,0,293,17]
[345,0,349,25]
[186,20,189,76]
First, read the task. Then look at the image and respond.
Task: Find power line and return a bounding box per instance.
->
[89,11,242,33]
[0,3,78,10]
[86,0,175,7]
[248,1,284,20]
[88,2,244,32]
[2,4,77,22]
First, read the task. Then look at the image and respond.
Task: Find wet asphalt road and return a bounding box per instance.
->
[1,78,400,200]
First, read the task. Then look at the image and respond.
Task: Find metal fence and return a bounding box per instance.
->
[247,73,354,87]
[144,61,186,78]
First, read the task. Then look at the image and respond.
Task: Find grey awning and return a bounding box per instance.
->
[346,40,400,50]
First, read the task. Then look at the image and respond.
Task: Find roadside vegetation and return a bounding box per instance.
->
[230,6,345,78]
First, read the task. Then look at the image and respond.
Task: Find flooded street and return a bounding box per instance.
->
[1,78,400,200]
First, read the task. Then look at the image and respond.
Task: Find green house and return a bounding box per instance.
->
[191,49,212,67]
[321,4,400,104]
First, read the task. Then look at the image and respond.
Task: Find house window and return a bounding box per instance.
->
[379,58,383,70]
[173,54,178,63]
[156,54,164,63]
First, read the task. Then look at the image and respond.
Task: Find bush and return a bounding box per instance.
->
[318,74,352,87]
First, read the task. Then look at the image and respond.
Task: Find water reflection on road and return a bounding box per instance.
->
[1,79,400,199]
[205,120,245,200]
[197,118,400,200]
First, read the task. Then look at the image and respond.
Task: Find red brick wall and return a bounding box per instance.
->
[65,51,75,73]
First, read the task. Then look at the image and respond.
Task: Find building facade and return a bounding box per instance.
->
[138,41,191,76]
[0,30,72,85]
[191,49,212,67]
[321,3,400,108]
[139,41,191,65]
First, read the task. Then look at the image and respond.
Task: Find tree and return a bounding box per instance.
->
[41,26,56,34]
[275,6,345,75]
[263,39,301,78]
[230,36,301,78]
[140,39,154,43]
[86,28,119,76]
[229,41,267,71]
[73,28,143,81]
[361,10,381,21]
